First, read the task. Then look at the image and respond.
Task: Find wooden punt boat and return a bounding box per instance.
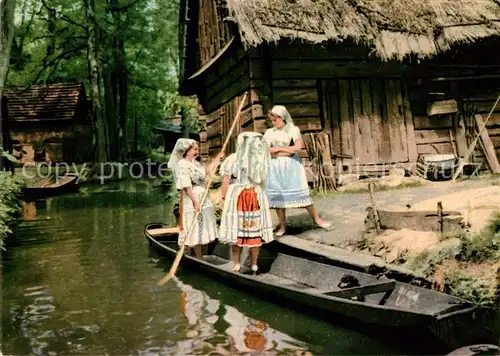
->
[22,173,79,201]
[271,235,433,288]
[446,344,500,356]
[144,223,484,350]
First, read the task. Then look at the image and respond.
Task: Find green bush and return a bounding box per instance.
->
[457,213,500,263]
[0,172,24,250]
[402,212,500,306]
[149,150,171,164]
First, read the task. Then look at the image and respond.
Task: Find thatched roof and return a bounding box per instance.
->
[228,0,500,60]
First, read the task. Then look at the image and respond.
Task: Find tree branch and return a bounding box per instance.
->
[127,73,159,91]
[41,0,87,30]
[32,44,86,84]
[110,0,145,13]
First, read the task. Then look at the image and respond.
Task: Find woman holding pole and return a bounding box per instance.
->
[158,92,249,285]
[167,138,222,258]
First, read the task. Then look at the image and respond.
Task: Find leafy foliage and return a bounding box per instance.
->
[7,0,197,157]
[0,171,24,250]
[402,213,500,307]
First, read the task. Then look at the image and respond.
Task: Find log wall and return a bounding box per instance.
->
[321,78,417,170]
[408,77,500,169]
[204,92,250,160]
[197,38,500,177]
[200,40,249,113]
[197,0,233,67]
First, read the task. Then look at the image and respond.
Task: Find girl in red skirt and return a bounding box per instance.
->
[219,132,274,273]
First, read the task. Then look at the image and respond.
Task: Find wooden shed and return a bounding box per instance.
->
[179,0,500,178]
[4,83,93,164]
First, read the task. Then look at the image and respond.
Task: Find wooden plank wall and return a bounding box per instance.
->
[266,43,418,175]
[408,80,459,157]
[408,77,500,167]
[202,42,249,113]
[451,79,500,163]
[321,78,417,174]
[204,92,250,160]
[197,0,233,66]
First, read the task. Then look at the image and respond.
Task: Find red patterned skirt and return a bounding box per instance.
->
[236,188,263,247]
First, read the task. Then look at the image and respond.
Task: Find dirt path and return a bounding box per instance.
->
[279,175,500,246]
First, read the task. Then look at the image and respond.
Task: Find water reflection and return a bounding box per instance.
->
[22,201,38,220]
[173,275,308,355]
[2,181,411,355]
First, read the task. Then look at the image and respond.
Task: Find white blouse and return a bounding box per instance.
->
[263,124,302,147]
[219,153,237,177]
[174,159,206,190]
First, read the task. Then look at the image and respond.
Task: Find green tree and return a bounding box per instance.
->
[6,0,197,162]
[1,0,18,171]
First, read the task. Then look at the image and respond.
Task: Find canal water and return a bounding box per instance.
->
[2,180,440,355]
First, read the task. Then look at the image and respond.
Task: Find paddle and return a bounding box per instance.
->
[157,91,249,286]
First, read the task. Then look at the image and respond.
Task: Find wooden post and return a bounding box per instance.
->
[369,182,381,232]
[437,201,443,233]
[475,114,500,173]
[452,92,500,181]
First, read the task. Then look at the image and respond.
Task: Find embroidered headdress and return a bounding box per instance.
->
[235,132,270,184]
[167,138,196,170]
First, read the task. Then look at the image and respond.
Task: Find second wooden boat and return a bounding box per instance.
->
[22,173,79,201]
[144,223,484,351]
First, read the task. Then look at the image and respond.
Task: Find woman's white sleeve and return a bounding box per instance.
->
[175,166,192,190]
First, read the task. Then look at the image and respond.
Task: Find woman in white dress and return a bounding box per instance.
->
[218,132,274,273]
[264,105,331,236]
[167,138,221,258]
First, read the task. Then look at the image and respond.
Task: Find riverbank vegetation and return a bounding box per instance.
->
[351,211,500,307]
[0,172,24,250]
[404,213,500,307]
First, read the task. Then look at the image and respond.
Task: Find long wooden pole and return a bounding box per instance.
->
[451,92,500,181]
[157,91,248,286]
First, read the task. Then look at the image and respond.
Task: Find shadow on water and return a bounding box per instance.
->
[0,180,483,355]
[148,248,454,356]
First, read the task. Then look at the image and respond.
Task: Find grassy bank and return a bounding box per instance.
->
[354,212,500,307]
[0,172,24,250]
[403,213,500,307]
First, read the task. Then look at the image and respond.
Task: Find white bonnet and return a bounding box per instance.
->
[167,138,196,169]
[270,105,294,126]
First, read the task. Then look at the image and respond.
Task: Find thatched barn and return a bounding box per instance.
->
[179,0,500,179]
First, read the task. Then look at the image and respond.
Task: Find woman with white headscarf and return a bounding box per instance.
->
[219,132,274,273]
[263,105,331,236]
[167,138,222,258]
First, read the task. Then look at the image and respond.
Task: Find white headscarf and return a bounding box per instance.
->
[167,138,196,170]
[235,132,270,185]
[270,105,295,126]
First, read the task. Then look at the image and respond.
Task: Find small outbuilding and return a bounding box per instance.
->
[4,82,93,164]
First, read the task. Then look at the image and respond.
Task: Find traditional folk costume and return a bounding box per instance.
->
[263,105,314,209]
[219,132,274,272]
[168,139,218,248]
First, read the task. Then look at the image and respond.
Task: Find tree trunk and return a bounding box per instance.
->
[181,107,190,138]
[111,0,127,161]
[84,0,108,162]
[117,37,127,160]
[103,0,128,162]
[0,0,17,171]
[103,69,118,160]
